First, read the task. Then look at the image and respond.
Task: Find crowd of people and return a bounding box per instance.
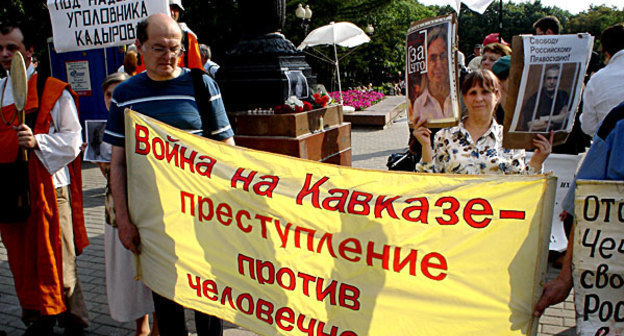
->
[0,1,623,335]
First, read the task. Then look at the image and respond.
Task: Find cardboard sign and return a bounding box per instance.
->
[125,109,556,336]
[406,13,460,129]
[84,120,110,162]
[503,34,593,149]
[573,180,624,336]
[47,0,168,53]
[526,152,582,251]
[65,60,92,96]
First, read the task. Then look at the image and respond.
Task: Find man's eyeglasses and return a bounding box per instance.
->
[0,45,21,53]
[428,52,448,62]
[148,45,185,58]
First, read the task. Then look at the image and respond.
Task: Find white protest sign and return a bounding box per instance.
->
[573,180,624,336]
[527,152,581,251]
[47,0,168,53]
[65,60,91,96]
[510,34,593,134]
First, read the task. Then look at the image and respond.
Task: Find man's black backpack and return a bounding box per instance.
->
[189,68,219,138]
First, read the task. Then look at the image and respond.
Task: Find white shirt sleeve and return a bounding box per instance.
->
[580,82,599,137]
[34,89,83,175]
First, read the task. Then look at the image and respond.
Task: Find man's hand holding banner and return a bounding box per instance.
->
[125,109,556,336]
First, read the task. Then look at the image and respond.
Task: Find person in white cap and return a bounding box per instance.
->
[168,0,184,23]
[168,0,203,69]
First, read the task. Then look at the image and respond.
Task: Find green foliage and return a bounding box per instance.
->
[0,0,51,55]
[433,1,574,57]
[567,5,624,41]
[0,0,52,74]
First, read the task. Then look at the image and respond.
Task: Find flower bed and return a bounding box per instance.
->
[328,90,385,111]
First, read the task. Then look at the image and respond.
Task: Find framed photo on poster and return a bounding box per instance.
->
[503,34,593,149]
[406,13,460,129]
[84,120,111,163]
[285,70,309,99]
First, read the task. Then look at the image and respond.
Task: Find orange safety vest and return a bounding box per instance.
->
[0,74,88,316]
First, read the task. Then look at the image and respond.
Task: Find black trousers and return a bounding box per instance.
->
[152,292,223,336]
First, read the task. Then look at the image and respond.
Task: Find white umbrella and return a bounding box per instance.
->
[421,0,495,14]
[457,0,496,14]
[298,22,370,105]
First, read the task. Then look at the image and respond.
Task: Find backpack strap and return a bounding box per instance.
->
[183,31,191,68]
[190,68,211,137]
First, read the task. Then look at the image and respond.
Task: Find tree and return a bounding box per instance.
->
[1,0,52,78]
[567,5,624,42]
[433,1,573,56]
[0,0,52,61]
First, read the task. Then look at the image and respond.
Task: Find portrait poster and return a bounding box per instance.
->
[573,180,624,336]
[84,120,111,162]
[406,13,460,129]
[503,34,593,149]
[285,70,309,99]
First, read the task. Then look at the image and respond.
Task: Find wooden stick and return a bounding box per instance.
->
[18,109,28,161]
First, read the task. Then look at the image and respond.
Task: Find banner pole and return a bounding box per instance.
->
[528,174,557,336]
[498,0,503,42]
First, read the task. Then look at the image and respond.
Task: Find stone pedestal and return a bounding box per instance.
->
[232,105,351,166]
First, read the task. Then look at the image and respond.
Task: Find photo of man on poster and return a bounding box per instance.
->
[518,64,571,132]
[411,26,451,121]
[84,120,111,162]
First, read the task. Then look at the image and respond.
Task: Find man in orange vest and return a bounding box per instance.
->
[0,21,89,336]
[168,0,203,70]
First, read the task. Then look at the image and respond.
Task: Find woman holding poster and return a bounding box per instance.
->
[413,69,553,174]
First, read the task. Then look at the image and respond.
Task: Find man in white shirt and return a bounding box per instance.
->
[580,23,624,137]
[0,22,88,336]
[200,43,220,78]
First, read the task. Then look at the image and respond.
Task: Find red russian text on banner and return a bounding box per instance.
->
[124,109,556,336]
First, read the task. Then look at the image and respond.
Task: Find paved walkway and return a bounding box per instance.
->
[0,99,575,335]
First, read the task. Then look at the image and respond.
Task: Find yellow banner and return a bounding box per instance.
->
[125,110,555,336]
